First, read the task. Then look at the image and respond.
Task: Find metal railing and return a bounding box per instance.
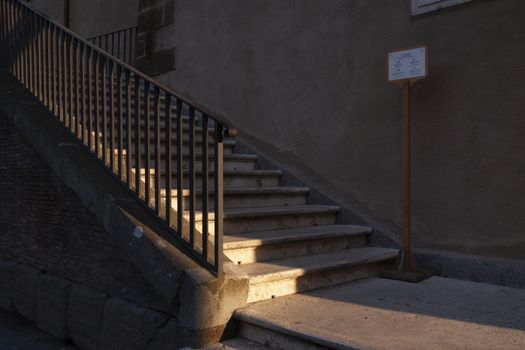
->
[0,0,234,275]
[87,26,137,65]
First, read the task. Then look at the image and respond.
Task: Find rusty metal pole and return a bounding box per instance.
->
[401,81,417,272]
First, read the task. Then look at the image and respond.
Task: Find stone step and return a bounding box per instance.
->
[240,247,397,303]
[176,205,339,235]
[125,153,256,171]
[141,169,282,188]
[162,186,309,210]
[224,225,371,265]
[221,205,339,235]
[197,338,272,350]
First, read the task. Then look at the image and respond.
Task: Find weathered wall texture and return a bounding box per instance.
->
[0,112,162,308]
[26,0,138,38]
[147,0,525,260]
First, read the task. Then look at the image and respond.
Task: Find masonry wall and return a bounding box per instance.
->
[0,111,162,309]
[26,0,138,38]
[143,0,525,260]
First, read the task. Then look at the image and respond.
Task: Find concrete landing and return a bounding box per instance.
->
[234,277,525,350]
[0,311,77,350]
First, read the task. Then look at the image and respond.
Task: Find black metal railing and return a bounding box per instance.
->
[87,26,137,65]
[0,0,234,275]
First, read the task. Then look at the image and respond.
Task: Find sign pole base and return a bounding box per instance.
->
[380,249,432,283]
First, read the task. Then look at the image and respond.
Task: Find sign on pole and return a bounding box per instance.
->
[388,46,428,86]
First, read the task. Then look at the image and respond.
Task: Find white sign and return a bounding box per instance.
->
[388,46,427,82]
[412,0,472,15]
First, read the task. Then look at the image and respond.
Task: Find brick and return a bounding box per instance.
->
[0,260,17,311]
[67,284,107,350]
[11,265,41,320]
[36,274,71,339]
[100,298,170,350]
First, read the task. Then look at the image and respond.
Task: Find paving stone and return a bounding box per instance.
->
[37,274,71,339]
[11,265,42,321]
[67,284,107,350]
[100,298,170,350]
[0,260,17,311]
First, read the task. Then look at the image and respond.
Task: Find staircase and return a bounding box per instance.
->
[94,88,397,304]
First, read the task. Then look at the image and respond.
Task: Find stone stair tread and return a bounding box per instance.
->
[224,224,372,250]
[242,247,397,284]
[127,152,255,161]
[161,186,309,197]
[198,338,272,350]
[223,205,340,220]
[139,169,282,176]
[184,204,339,222]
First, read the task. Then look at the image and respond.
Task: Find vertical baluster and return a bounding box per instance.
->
[31,11,36,94]
[117,31,121,61]
[144,81,151,206]
[69,38,76,132]
[101,57,108,163]
[165,94,172,225]
[77,41,83,139]
[87,47,93,150]
[28,9,34,92]
[0,0,6,62]
[108,60,115,171]
[51,25,57,115]
[22,6,28,87]
[134,75,141,195]
[214,124,224,274]
[189,107,196,248]
[125,71,132,186]
[43,19,49,106]
[201,114,209,260]
[61,31,68,123]
[154,87,161,214]
[117,65,123,179]
[176,99,184,238]
[57,29,63,120]
[129,28,134,65]
[94,51,100,156]
[7,1,14,74]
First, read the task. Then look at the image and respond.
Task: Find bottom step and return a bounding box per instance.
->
[197,338,272,350]
[244,247,397,302]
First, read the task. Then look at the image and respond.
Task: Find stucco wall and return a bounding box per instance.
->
[148,0,525,260]
[26,0,138,38]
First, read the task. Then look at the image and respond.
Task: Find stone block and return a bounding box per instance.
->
[67,284,107,350]
[36,274,71,339]
[11,265,41,320]
[144,317,181,350]
[0,260,17,311]
[100,297,170,350]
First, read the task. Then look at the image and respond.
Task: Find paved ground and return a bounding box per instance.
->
[235,277,525,350]
[0,312,76,350]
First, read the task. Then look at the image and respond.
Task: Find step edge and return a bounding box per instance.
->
[224,226,372,250]
[246,248,398,284]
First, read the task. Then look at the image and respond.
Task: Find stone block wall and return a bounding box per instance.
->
[0,112,162,309]
[0,259,179,350]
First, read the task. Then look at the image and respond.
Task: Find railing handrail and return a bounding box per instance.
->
[23,2,236,135]
[86,25,137,41]
[1,0,231,275]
